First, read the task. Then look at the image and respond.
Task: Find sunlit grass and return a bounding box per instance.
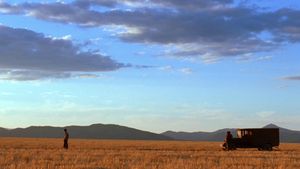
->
[0,138,299,169]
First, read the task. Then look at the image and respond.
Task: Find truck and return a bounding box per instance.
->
[223,128,279,151]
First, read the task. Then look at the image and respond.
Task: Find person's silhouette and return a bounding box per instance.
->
[63,128,69,149]
[225,131,233,143]
[222,131,233,150]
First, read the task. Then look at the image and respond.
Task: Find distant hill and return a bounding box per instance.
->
[1,123,299,143]
[162,128,236,142]
[162,124,300,143]
[0,124,172,140]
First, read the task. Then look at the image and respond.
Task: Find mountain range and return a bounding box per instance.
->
[0,123,299,143]
[162,124,300,143]
[0,124,171,140]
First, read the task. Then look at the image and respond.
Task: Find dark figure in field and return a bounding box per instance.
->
[222,131,234,150]
[225,131,233,143]
[63,128,69,149]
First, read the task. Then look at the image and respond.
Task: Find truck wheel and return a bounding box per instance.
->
[266,144,273,151]
[229,143,236,150]
[262,143,272,151]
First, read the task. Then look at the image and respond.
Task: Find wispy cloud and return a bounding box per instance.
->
[236,54,273,63]
[179,68,193,75]
[159,66,193,75]
[256,111,276,118]
[281,75,300,81]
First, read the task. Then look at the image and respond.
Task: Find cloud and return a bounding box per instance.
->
[256,55,273,61]
[0,25,127,81]
[256,111,275,118]
[0,70,105,81]
[159,65,173,72]
[149,0,233,10]
[74,73,102,79]
[1,1,300,62]
[179,68,193,75]
[74,0,234,10]
[236,54,273,62]
[281,75,300,81]
[0,70,71,81]
[159,66,193,75]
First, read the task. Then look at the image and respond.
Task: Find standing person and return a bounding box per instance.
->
[225,131,233,143]
[63,128,69,149]
[223,131,233,150]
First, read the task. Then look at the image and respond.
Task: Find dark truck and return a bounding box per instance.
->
[223,128,279,151]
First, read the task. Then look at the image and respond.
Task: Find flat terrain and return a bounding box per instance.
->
[0,138,299,169]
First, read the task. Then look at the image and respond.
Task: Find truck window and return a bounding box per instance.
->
[237,130,242,138]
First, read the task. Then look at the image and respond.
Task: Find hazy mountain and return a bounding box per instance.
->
[0,124,172,140]
[1,123,299,143]
[162,124,300,143]
[162,128,236,142]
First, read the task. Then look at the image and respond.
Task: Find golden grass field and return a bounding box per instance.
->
[0,138,300,169]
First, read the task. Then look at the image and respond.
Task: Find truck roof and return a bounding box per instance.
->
[236,128,279,130]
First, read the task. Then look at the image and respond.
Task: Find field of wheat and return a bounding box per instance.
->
[0,138,300,169]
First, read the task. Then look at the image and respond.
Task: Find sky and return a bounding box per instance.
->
[0,0,299,133]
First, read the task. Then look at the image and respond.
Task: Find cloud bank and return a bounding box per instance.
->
[282,76,300,81]
[1,0,300,62]
[0,25,127,81]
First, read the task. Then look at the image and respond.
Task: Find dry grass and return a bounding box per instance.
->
[0,138,300,169]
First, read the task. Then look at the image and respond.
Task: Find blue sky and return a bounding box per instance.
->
[0,0,299,132]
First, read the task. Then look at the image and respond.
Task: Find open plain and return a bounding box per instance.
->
[0,138,299,169]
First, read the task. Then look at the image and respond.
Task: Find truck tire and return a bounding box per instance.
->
[266,143,273,151]
[260,143,272,151]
